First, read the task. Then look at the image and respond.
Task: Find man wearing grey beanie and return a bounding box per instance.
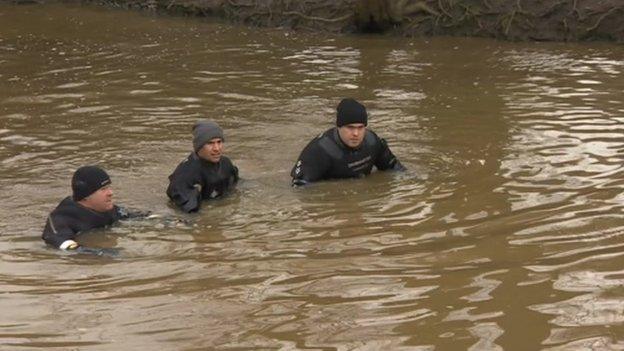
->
[167,120,239,213]
[290,98,405,186]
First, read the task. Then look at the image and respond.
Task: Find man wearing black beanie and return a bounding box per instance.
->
[166,120,239,213]
[291,98,405,186]
[42,165,141,251]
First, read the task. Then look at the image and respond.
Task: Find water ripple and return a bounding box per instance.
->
[1,4,624,350]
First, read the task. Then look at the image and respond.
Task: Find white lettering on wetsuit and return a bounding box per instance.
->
[347,156,372,168]
[294,160,302,176]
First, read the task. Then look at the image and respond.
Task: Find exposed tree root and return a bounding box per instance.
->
[78,0,624,42]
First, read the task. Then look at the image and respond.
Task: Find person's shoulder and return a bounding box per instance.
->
[320,127,335,139]
[365,128,381,139]
[58,196,74,207]
[186,152,201,164]
[220,155,234,165]
[47,197,85,226]
[305,128,334,148]
[219,156,239,178]
[303,127,332,140]
[219,156,238,169]
[364,128,384,146]
[50,196,78,215]
[177,152,202,169]
[169,153,202,184]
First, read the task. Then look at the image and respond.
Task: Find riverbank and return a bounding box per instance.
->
[63,0,624,42]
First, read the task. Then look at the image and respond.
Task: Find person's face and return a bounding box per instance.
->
[338,123,366,148]
[81,185,114,212]
[197,138,224,163]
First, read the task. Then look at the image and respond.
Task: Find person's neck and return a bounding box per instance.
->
[77,199,107,213]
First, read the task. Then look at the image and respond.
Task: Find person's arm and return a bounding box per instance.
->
[224,158,239,189]
[375,137,406,172]
[231,164,240,185]
[291,141,331,186]
[42,214,79,250]
[166,162,203,213]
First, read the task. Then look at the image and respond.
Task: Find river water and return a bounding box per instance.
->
[1,3,623,350]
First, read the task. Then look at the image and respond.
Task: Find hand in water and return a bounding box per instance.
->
[75,246,120,257]
[145,213,191,226]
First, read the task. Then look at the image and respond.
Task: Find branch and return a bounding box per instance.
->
[227,0,254,7]
[437,0,452,18]
[568,0,582,19]
[586,6,620,32]
[504,10,515,35]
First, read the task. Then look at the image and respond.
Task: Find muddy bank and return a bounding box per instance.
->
[10,0,624,41]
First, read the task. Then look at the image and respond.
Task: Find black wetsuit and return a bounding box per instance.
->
[42,197,134,249]
[291,127,405,186]
[166,152,239,213]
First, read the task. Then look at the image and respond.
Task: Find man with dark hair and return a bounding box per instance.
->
[291,98,405,186]
[42,165,139,251]
[167,120,239,213]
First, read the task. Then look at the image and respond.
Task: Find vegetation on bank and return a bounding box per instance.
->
[16,0,624,41]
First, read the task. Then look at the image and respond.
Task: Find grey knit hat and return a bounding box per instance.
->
[192,120,224,152]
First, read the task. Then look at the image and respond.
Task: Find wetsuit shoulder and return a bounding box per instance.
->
[47,197,85,222]
[168,153,203,184]
[317,129,345,160]
[363,129,380,148]
[219,155,236,169]
[220,156,239,181]
[367,129,406,171]
[291,128,335,185]
[181,152,203,171]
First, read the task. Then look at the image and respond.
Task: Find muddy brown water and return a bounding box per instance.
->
[1,3,624,350]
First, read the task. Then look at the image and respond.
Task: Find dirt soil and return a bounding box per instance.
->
[50,0,624,41]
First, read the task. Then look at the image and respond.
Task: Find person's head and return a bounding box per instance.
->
[72,165,114,212]
[193,120,224,163]
[336,98,368,148]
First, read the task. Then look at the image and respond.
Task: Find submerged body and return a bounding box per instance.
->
[167,152,239,213]
[291,98,405,186]
[291,127,404,186]
[167,120,239,213]
[41,165,146,251]
[42,196,134,249]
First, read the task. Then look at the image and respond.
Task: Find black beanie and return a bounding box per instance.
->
[192,120,224,152]
[72,166,111,201]
[336,98,368,127]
